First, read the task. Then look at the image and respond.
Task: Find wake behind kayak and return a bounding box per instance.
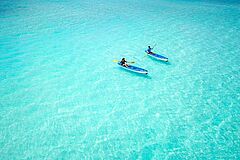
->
[118,62,148,74]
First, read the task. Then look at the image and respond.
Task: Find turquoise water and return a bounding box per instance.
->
[1,0,240,159]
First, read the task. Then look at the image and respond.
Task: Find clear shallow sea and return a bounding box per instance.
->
[0,0,240,159]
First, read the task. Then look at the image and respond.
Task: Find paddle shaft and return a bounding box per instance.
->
[113,60,135,63]
[152,44,157,49]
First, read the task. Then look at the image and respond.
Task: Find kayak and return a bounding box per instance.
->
[118,62,148,74]
[146,51,168,62]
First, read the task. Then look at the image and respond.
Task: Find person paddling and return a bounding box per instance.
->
[147,46,153,54]
[120,58,128,67]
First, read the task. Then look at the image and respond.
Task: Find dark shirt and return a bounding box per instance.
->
[120,59,127,65]
[147,48,152,53]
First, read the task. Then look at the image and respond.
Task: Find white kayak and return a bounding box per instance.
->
[118,62,148,74]
[146,51,168,62]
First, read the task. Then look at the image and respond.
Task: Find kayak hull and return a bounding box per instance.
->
[147,52,168,62]
[118,62,148,74]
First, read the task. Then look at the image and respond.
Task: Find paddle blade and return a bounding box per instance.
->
[112,60,119,63]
